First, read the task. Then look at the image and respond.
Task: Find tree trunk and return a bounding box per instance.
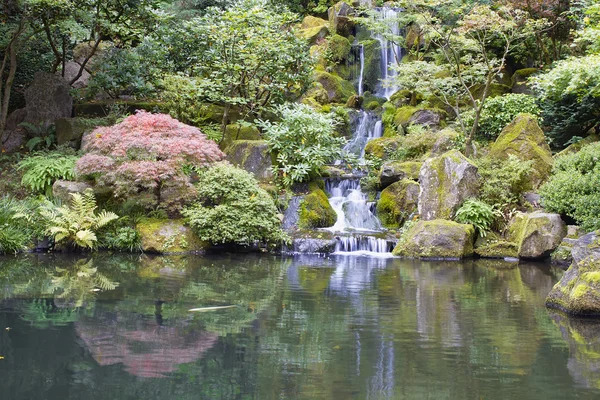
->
[220,104,230,144]
[0,33,20,139]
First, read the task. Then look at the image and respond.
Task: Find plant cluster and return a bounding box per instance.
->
[454,199,501,237]
[75,111,225,211]
[17,150,78,196]
[0,197,31,254]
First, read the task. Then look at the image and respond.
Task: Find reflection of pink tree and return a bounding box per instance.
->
[76,315,217,378]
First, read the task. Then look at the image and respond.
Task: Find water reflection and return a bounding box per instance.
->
[0,254,599,399]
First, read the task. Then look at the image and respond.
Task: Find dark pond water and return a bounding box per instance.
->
[0,253,599,399]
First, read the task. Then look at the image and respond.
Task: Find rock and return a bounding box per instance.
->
[431,129,459,155]
[379,161,421,189]
[418,149,481,221]
[393,219,475,259]
[24,72,73,127]
[546,231,600,315]
[408,109,443,129]
[489,114,553,189]
[298,16,329,44]
[219,123,262,150]
[568,225,586,238]
[523,192,542,208]
[288,231,337,254]
[59,61,91,89]
[315,71,357,103]
[224,140,273,181]
[137,218,207,254]
[1,128,26,153]
[346,94,362,109]
[328,2,356,37]
[364,136,403,160]
[558,133,600,156]
[52,180,92,203]
[360,40,382,94]
[508,211,567,259]
[511,68,537,95]
[55,118,89,147]
[376,179,419,228]
[320,166,346,178]
[5,108,26,131]
[73,40,113,72]
[475,240,519,259]
[551,244,574,267]
[405,22,425,52]
[298,186,337,229]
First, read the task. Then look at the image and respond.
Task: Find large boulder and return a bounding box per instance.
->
[24,72,73,126]
[408,109,444,130]
[137,218,207,254]
[298,16,329,44]
[508,211,567,259]
[52,180,92,203]
[287,231,337,254]
[546,231,600,316]
[511,68,537,95]
[224,140,273,181]
[393,219,475,259]
[5,108,26,131]
[328,2,356,37]
[298,186,337,229]
[315,71,357,104]
[55,117,89,147]
[219,123,261,150]
[379,161,421,189]
[376,179,419,228]
[59,61,91,89]
[360,40,382,94]
[489,114,553,188]
[418,149,481,221]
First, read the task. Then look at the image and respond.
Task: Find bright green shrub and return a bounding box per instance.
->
[17,150,78,196]
[539,142,600,231]
[476,154,534,211]
[183,163,286,246]
[463,94,540,140]
[454,199,500,237]
[101,226,142,252]
[0,197,30,254]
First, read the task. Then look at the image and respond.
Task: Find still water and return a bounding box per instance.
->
[0,253,599,399]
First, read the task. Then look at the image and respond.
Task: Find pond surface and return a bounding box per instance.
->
[0,253,599,399]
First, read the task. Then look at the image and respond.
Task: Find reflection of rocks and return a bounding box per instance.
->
[76,313,217,378]
[549,312,600,390]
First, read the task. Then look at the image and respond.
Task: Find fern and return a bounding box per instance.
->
[18,151,78,196]
[454,199,502,238]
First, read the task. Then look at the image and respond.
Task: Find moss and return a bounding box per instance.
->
[583,271,600,283]
[471,83,511,100]
[376,179,419,229]
[220,123,261,149]
[298,187,336,229]
[571,283,590,299]
[359,39,381,94]
[327,34,351,63]
[222,140,273,181]
[512,68,538,83]
[394,106,419,127]
[137,218,207,254]
[475,240,519,258]
[297,16,329,44]
[364,136,403,160]
[365,101,381,111]
[393,219,475,259]
[558,133,600,156]
[315,71,357,104]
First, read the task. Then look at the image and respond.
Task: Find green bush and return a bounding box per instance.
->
[183,163,286,246]
[0,197,30,254]
[476,154,534,211]
[101,226,142,252]
[17,150,78,197]
[454,199,500,237]
[258,103,344,187]
[539,142,600,231]
[463,94,540,140]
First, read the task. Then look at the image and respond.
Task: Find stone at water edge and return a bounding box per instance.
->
[297,16,329,44]
[546,231,600,316]
[508,211,567,259]
[298,186,337,229]
[418,149,481,221]
[393,219,475,259]
[137,218,208,254]
[376,179,419,229]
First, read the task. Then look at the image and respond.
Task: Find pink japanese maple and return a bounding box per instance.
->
[76,111,225,211]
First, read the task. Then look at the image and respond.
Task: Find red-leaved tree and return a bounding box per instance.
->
[76,111,225,211]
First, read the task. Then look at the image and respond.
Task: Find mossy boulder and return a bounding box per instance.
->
[223,140,273,181]
[328,2,356,37]
[508,211,567,259]
[360,40,382,94]
[326,34,352,63]
[301,82,330,107]
[52,180,92,203]
[393,106,419,127]
[298,186,337,229]
[379,161,421,189]
[55,117,89,147]
[220,123,261,150]
[315,71,357,104]
[546,231,600,315]
[407,109,445,130]
[558,133,600,156]
[137,218,207,254]
[298,16,329,44]
[393,219,475,259]
[405,22,425,52]
[489,114,553,189]
[364,136,403,160]
[288,230,337,254]
[475,237,519,259]
[418,149,481,221]
[376,179,419,228]
[512,68,538,95]
[471,82,511,100]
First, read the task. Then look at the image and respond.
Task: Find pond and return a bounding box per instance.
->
[0,253,599,399]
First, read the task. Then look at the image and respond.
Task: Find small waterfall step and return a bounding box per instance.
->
[334,234,395,256]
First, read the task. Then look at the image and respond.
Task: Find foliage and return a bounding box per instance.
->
[17,150,78,196]
[539,142,600,231]
[532,54,600,148]
[0,197,30,254]
[183,163,286,246]
[258,103,344,186]
[19,122,57,151]
[476,154,534,212]
[101,226,142,252]
[462,94,541,140]
[75,111,225,211]
[454,199,500,237]
[40,189,119,249]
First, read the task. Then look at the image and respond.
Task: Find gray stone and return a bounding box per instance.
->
[5,108,26,131]
[572,231,600,265]
[378,161,421,189]
[289,236,337,254]
[24,72,73,127]
[59,61,91,89]
[1,128,26,153]
[418,150,481,221]
[55,117,88,147]
[393,219,475,259]
[328,2,356,37]
[137,218,207,254]
[408,109,443,129]
[508,211,567,259]
[224,140,273,181]
[52,180,92,204]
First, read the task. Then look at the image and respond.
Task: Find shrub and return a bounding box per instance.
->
[18,150,78,196]
[539,142,600,231]
[183,163,286,246]
[258,103,345,186]
[101,226,142,252]
[454,199,500,237]
[0,197,30,254]
[463,94,541,140]
[75,111,225,211]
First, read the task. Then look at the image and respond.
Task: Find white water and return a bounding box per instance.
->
[325,178,382,233]
[341,111,382,162]
[373,7,403,99]
[358,44,365,96]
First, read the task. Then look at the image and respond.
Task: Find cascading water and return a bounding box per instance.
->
[373,7,403,99]
[357,44,365,96]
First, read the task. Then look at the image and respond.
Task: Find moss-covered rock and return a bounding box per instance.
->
[360,40,381,94]
[220,123,262,150]
[326,34,352,63]
[512,68,538,95]
[393,219,475,259]
[137,218,207,254]
[328,1,356,37]
[418,149,481,221]
[287,230,337,254]
[489,114,553,189]
[393,106,419,127]
[52,180,92,204]
[508,211,567,259]
[55,117,90,147]
[475,240,519,259]
[315,71,357,104]
[298,186,337,229]
[379,161,421,189]
[376,179,419,228]
[546,231,600,315]
[223,140,273,181]
[471,83,511,99]
[558,133,600,156]
[298,16,329,44]
[364,136,403,160]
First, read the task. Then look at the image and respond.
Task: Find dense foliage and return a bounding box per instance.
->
[0,197,31,254]
[539,142,600,231]
[75,111,225,211]
[183,163,286,246]
[17,150,78,196]
[454,199,499,237]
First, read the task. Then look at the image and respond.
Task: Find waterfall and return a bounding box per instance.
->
[325,178,381,233]
[340,111,382,162]
[373,7,403,99]
[358,44,365,96]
